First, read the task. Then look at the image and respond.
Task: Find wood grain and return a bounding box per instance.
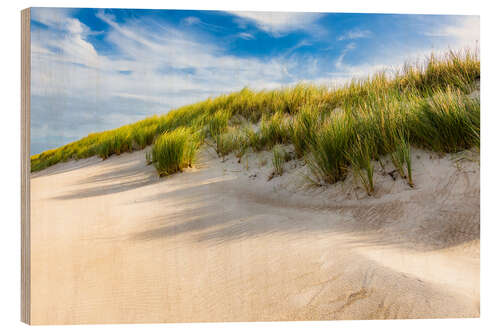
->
[21,7,31,325]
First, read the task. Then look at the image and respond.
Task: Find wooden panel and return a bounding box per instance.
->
[21,7,31,325]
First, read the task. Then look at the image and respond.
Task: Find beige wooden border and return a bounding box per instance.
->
[21,7,31,325]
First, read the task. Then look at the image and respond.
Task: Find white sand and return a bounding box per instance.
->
[30,146,479,324]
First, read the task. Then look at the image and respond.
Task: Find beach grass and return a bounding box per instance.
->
[149,127,199,176]
[271,144,286,177]
[31,49,480,185]
[346,134,376,195]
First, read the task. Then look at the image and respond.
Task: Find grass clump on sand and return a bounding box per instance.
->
[271,144,286,178]
[290,106,320,158]
[410,88,480,153]
[306,112,355,185]
[214,130,239,160]
[390,132,414,187]
[149,127,199,176]
[97,128,133,159]
[346,135,376,195]
[207,109,231,139]
[31,49,480,185]
[303,85,479,189]
[259,113,290,149]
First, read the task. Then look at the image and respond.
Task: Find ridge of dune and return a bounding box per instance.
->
[30,145,479,324]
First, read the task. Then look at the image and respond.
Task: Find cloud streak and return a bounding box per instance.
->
[425,16,479,47]
[228,11,323,37]
[337,29,372,41]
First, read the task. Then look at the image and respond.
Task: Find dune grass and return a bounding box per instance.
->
[289,106,321,158]
[149,127,200,176]
[346,134,376,195]
[390,132,413,187]
[31,49,480,187]
[271,144,286,177]
[410,88,480,153]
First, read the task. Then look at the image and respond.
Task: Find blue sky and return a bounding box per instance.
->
[30,8,479,155]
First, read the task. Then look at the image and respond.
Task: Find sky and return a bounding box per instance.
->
[30,8,479,155]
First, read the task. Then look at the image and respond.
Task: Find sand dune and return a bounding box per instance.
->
[30,146,479,324]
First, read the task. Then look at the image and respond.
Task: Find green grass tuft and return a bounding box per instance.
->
[306,112,354,185]
[390,131,414,187]
[346,135,376,195]
[150,127,199,176]
[410,88,480,153]
[271,144,286,177]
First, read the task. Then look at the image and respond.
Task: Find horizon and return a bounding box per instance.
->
[30,8,479,155]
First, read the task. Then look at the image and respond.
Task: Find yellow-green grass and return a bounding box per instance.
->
[345,134,376,194]
[271,144,286,177]
[149,127,200,176]
[31,49,480,187]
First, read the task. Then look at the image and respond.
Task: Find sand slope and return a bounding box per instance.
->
[30,147,479,324]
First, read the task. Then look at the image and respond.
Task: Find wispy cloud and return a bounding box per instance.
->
[335,42,357,69]
[337,29,372,41]
[238,32,255,40]
[228,11,323,37]
[181,15,226,32]
[30,9,305,149]
[182,16,201,26]
[425,16,479,47]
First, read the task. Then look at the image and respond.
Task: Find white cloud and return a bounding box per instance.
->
[31,10,296,99]
[425,16,479,48]
[182,16,201,26]
[30,7,75,28]
[335,42,357,69]
[238,32,255,40]
[30,9,303,144]
[331,17,480,83]
[337,29,372,41]
[228,11,323,36]
[181,15,225,32]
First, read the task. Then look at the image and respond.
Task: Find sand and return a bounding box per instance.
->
[30,146,480,324]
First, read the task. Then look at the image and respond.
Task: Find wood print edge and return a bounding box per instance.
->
[21,7,31,325]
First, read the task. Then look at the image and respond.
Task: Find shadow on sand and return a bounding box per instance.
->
[49,150,479,253]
